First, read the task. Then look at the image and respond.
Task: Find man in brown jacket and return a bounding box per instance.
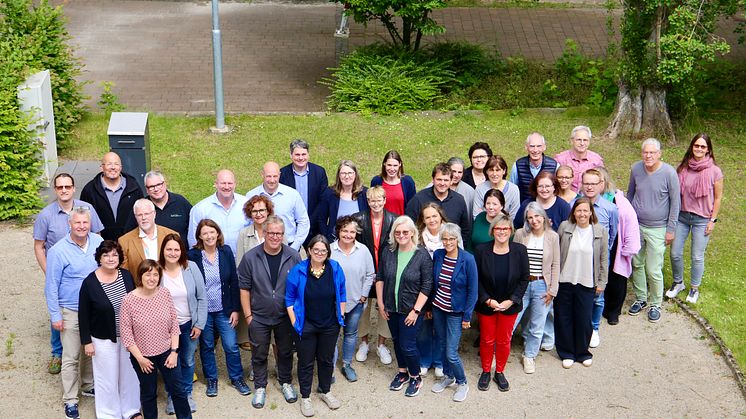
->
[119,198,176,274]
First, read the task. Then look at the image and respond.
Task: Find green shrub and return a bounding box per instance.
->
[422,42,498,89]
[97,81,126,115]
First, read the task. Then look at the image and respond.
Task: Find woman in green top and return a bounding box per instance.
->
[471,189,507,250]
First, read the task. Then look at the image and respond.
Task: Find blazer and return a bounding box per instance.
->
[118,225,177,276]
[474,241,529,316]
[370,175,417,208]
[513,228,561,297]
[279,162,329,217]
[285,259,347,336]
[312,187,369,241]
[377,246,433,315]
[432,248,478,322]
[557,221,609,290]
[80,172,144,241]
[187,245,241,315]
[78,268,136,344]
[180,261,208,331]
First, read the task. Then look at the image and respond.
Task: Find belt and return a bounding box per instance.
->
[528,275,544,281]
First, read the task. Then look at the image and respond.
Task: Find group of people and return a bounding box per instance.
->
[37,129,723,418]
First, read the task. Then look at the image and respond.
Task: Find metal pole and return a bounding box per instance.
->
[211,0,226,130]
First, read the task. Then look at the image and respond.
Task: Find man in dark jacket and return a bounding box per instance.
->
[508,132,558,202]
[80,152,143,241]
[279,139,328,234]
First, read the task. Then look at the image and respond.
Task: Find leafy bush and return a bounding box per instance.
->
[554,39,617,113]
[98,81,126,115]
[422,42,498,89]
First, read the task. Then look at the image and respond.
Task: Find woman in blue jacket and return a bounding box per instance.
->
[313,160,369,241]
[430,223,478,402]
[286,234,346,417]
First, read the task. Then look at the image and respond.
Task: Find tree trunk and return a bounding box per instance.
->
[604,82,675,142]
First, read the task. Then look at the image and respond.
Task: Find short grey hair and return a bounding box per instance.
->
[388,215,419,251]
[522,201,551,233]
[289,139,309,153]
[133,198,155,214]
[69,206,91,222]
[447,156,466,168]
[264,215,285,231]
[488,213,513,238]
[641,138,661,152]
[571,125,592,140]
[144,170,165,183]
[526,132,546,145]
[439,222,463,248]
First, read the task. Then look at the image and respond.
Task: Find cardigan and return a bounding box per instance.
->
[285,259,347,336]
[78,268,136,344]
[177,261,208,330]
[611,190,641,277]
[557,221,609,290]
[370,175,417,209]
[474,241,529,316]
[187,245,241,315]
[512,228,561,297]
[312,186,369,241]
[79,172,144,241]
[377,246,433,315]
[432,248,478,322]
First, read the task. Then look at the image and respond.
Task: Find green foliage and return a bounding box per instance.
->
[338,0,447,51]
[422,42,498,89]
[554,40,618,113]
[668,60,746,115]
[97,81,126,115]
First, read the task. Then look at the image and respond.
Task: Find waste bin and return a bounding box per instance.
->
[107,112,150,193]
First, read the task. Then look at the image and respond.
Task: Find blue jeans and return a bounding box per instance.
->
[51,323,62,358]
[591,291,604,331]
[671,211,711,288]
[416,317,443,369]
[341,303,364,365]
[175,321,197,395]
[542,303,555,347]
[432,308,466,384]
[200,311,244,381]
[387,312,423,376]
[513,280,553,358]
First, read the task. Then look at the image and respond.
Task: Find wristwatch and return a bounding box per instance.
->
[413,307,421,315]
[711,218,718,223]
[170,348,179,354]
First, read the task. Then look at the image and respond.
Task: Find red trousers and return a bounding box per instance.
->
[478,312,518,373]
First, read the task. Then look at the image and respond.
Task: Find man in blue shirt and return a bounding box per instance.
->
[33,173,103,375]
[247,162,310,252]
[45,207,103,419]
[189,169,249,255]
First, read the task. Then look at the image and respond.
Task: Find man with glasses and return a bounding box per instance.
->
[238,216,302,409]
[144,170,192,246]
[509,132,559,202]
[34,173,104,375]
[554,126,604,193]
[118,199,176,274]
[80,152,143,241]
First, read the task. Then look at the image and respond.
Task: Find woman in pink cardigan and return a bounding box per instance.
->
[596,167,640,325]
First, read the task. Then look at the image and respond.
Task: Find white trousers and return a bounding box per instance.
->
[91,337,141,419]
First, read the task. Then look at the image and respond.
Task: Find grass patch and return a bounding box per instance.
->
[65,110,746,370]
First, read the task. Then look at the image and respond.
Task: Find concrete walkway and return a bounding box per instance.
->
[62,1,743,114]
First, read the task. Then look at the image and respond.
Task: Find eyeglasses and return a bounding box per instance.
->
[251,208,267,215]
[339,172,355,177]
[557,176,572,180]
[493,226,512,232]
[693,144,708,149]
[394,230,411,237]
[311,248,329,255]
[103,162,121,168]
[145,181,165,191]
[471,154,489,160]
[135,211,155,219]
[266,231,283,237]
[441,237,458,243]
[582,181,601,187]
[55,185,74,190]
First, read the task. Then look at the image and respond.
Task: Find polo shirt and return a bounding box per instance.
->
[33,200,104,251]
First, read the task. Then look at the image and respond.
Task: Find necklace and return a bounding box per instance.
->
[310,264,325,278]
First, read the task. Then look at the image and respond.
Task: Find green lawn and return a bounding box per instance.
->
[65,109,745,370]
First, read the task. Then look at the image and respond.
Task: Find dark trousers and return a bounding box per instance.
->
[603,239,627,321]
[248,317,294,389]
[295,322,340,398]
[387,312,423,376]
[130,349,191,419]
[554,282,594,362]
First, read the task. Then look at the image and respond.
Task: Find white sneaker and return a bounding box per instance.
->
[300,398,314,417]
[355,342,369,362]
[562,359,574,369]
[666,282,686,299]
[434,367,444,378]
[582,358,593,367]
[522,356,535,374]
[377,344,392,365]
[685,288,700,304]
[320,392,341,410]
[540,343,554,351]
[420,367,428,376]
[589,330,600,348]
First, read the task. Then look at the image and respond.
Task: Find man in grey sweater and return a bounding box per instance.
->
[626,138,680,323]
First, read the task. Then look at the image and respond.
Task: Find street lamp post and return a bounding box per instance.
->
[210,0,229,133]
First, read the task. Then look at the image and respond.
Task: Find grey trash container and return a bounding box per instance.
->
[107,112,150,193]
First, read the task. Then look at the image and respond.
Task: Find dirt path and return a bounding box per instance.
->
[1,223,743,417]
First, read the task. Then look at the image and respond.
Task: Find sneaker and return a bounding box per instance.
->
[404,376,423,397]
[300,397,314,417]
[686,288,700,304]
[281,383,298,403]
[434,367,444,378]
[81,387,95,397]
[431,376,456,393]
[477,372,491,391]
[647,305,662,323]
[582,358,593,367]
[665,282,686,299]
[562,359,575,369]
[166,396,175,415]
[628,300,648,316]
[320,392,341,409]
[377,344,392,365]
[231,377,251,396]
[540,343,554,352]
[64,403,80,419]
[356,342,369,362]
[206,379,218,397]
[251,387,266,409]
[187,394,197,413]
[389,372,409,391]
[493,372,509,392]
[589,330,600,348]
[453,383,469,402]
[341,363,358,382]
[522,356,535,374]
[419,367,429,376]
[48,356,61,374]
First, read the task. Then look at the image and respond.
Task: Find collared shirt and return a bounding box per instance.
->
[45,233,104,322]
[572,195,618,252]
[188,193,249,255]
[138,228,159,261]
[509,159,543,185]
[102,175,126,221]
[246,184,310,251]
[293,166,310,211]
[33,200,104,251]
[330,240,375,312]
[554,149,604,193]
[202,250,223,313]
[150,190,192,244]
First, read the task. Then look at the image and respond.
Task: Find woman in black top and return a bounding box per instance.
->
[474,214,528,392]
[461,142,493,188]
[78,240,141,419]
